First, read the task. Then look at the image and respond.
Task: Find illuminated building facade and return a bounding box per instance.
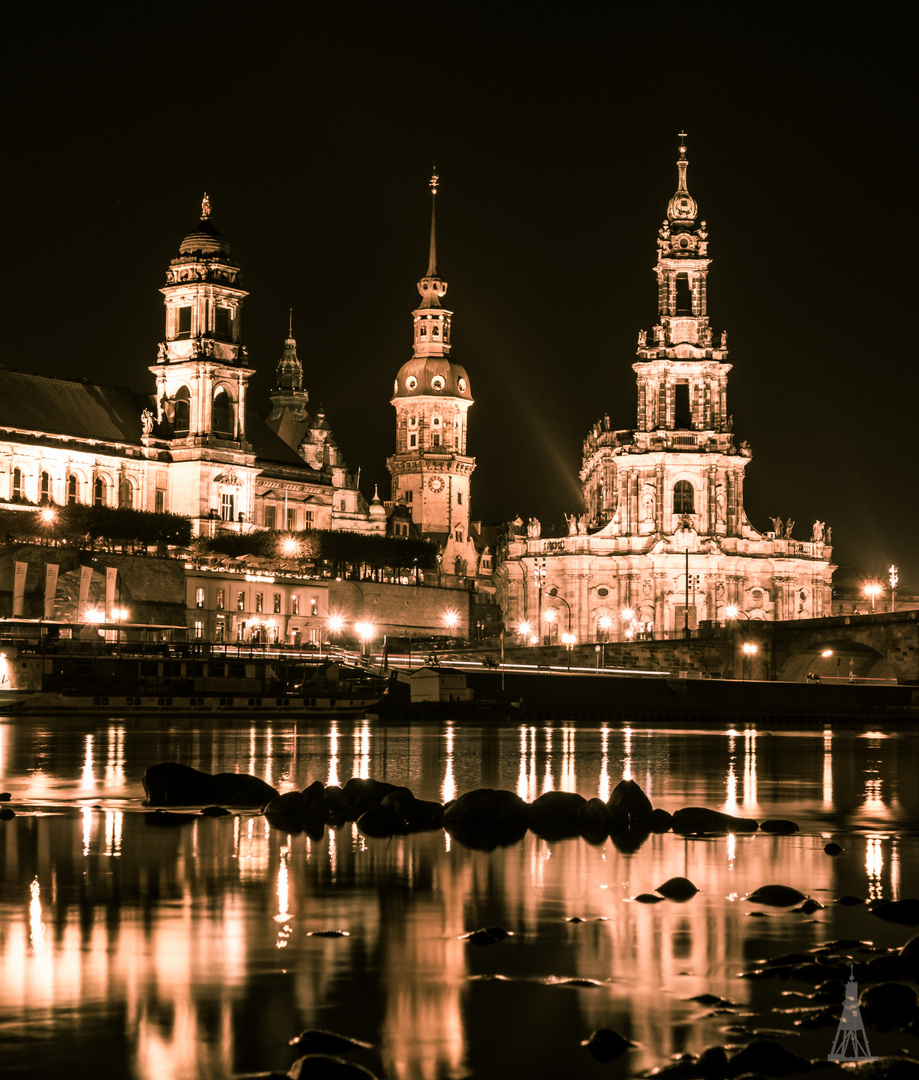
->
[387,176,481,579]
[0,197,382,541]
[497,140,835,640]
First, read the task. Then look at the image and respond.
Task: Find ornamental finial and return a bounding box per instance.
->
[289,307,293,338]
[429,171,439,195]
[201,192,211,220]
[678,131,688,158]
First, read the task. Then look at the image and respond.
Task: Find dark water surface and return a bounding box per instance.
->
[2,714,919,1079]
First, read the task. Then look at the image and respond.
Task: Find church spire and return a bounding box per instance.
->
[276,314,303,392]
[427,172,439,276]
[417,173,447,311]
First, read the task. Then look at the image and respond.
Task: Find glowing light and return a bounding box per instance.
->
[86,608,104,624]
[742,642,758,656]
[621,607,634,622]
[598,616,612,631]
[517,620,532,638]
[39,508,56,525]
[443,610,459,630]
[280,535,300,558]
[862,582,881,612]
[328,613,344,635]
[821,649,833,658]
[725,604,739,619]
[355,620,374,643]
[543,608,556,623]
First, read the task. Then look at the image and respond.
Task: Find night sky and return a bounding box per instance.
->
[3,8,916,590]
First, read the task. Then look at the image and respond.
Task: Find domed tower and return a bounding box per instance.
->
[148,195,257,530]
[387,175,476,575]
[150,194,254,447]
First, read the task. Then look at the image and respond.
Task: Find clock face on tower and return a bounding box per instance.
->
[428,477,445,493]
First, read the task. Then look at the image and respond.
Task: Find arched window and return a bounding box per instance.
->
[120,479,133,508]
[174,387,191,435]
[93,477,106,506]
[67,475,78,504]
[12,467,23,500]
[673,480,694,514]
[212,389,233,436]
[40,471,51,504]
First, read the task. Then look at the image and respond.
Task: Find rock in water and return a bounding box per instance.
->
[744,884,808,907]
[656,876,699,901]
[287,1055,380,1078]
[581,1028,633,1062]
[289,1031,373,1055]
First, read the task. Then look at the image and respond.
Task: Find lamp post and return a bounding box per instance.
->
[547,586,571,636]
[561,632,576,670]
[863,582,881,613]
[443,609,459,644]
[327,613,344,655]
[598,614,611,668]
[725,604,752,680]
[889,565,899,613]
[355,620,374,662]
[742,640,758,681]
[533,558,546,644]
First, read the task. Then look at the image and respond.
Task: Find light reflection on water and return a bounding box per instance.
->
[1,717,919,1079]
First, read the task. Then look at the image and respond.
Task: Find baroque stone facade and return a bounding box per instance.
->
[0,196,382,541]
[497,140,835,642]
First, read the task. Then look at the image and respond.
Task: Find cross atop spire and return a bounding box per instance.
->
[201,193,211,221]
[667,132,698,223]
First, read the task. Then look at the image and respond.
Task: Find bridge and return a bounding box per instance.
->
[768,609,919,685]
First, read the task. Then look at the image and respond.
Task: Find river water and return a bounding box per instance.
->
[2,714,919,1080]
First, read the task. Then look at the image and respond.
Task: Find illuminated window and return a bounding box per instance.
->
[221,492,235,521]
[236,591,245,610]
[120,480,133,508]
[674,480,694,514]
[194,620,203,639]
[310,596,318,616]
[255,592,264,613]
[12,467,23,499]
[195,587,205,608]
[216,588,225,610]
[212,390,233,436]
[174,387,191,435]
[273,593,281,613]
[291,595,299,615]
[68,475,78,504]
[264,505,276,529]
[215,306,232,339]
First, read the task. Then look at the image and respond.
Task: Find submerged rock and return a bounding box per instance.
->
[442,788,528,850]
[744,884,808,907]
[672,806,758,835]
[288,1054,380,1079]
[581,1027,633,1062]
[528,790,587,839]
[289,1030,373,1056]
[142,761,278,808]
[656,876,699,902]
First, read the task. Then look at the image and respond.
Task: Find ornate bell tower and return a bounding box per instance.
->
[387,175,477,575]
[147,196,257,530]
[150,194,254,448]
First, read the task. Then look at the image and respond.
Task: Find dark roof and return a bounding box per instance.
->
[0,370,149,443]
[245,412,326,474]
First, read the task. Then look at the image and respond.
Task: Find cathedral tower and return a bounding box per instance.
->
[387,175,477,576]
[498,137,834,643]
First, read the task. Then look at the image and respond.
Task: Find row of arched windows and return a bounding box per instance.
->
[10,467,136,507]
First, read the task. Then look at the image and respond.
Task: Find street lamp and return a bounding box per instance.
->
[355,620,374,660]
[547,587,571,636]
[742,641,758,681]
[443,609,459,644]
[517,619,532,643]
[327,613,344,654]
[543,607,557,643]
[890,565,899,613]
[561,631,576,670]
[863,582,881,613]
[597,614,612,667]
[533,558,546,643]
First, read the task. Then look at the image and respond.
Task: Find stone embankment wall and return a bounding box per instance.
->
[329,580,471,639]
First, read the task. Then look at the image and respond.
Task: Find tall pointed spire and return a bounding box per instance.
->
[276,315,303,392]
[427,172,439,276]
[416,172,447,311]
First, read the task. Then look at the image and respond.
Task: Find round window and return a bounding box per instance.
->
[458,377,467,393]
[431,375,445,391]
[597,587,609,598]
[406,376,418,391]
